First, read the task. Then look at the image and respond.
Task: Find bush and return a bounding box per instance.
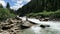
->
[26,10,60,18]
[26,11,54,17]
[0,8,16,21]
[52,10,60,18]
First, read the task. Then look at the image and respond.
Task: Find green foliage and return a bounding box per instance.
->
[26,10,54,17]
[6,2,15,14]
[26,10,60,18]
[0,8,16,21]
[6,2,10,9]
[17,0,60,15]
[52,10,60,18]
[0,4,3,8]
[0,2,16,21]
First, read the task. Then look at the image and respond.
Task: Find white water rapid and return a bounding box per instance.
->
[18,16,60,34]
[28,18,60,34]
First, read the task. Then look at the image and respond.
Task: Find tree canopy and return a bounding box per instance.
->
[0,2,16,21]
[6,2,10,9]
[17,0,60,14]
[0,4,3,8]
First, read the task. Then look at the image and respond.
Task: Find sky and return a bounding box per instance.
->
[0,0,31,10]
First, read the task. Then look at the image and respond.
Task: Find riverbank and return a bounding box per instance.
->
[26,10,60,21]
[27,16,60,21]
[0,17,22,34]
[0,16,60,34]
[0,17,38,34]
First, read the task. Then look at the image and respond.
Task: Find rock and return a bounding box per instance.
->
[28,21,37,25]
[0,33,2,34]
[22,20,34,27]
[20,25,30,29]
[41,18,49,21]
[44,18,49,21]
[0,30,3,32]
[2,26,11,30]
[2,31,10,34]
[15,16,21,20]
[41,18,45,21]
[0,17,22,34]
[40,24,50,28]
[45,25,50,27]
[40,25,46,28]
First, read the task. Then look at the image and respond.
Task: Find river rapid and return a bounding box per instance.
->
[18,16,60,34]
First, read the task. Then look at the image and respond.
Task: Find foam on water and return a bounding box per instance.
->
[30,23,60,34]
[28,18,60,34]
[19,17,60,34]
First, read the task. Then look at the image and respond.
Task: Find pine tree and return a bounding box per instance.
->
[0,4,3,8]
[6,2,10,9]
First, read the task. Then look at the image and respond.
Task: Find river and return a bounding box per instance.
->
[17,16,60,34]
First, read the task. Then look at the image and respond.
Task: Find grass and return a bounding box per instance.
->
[26,10,60,18]
[26,10,54,17]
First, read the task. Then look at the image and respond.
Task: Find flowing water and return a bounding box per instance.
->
[18,17,60,34]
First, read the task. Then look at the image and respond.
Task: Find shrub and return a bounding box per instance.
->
[0,8,16,21]
[52,10,60,18]
[26,11,54,17]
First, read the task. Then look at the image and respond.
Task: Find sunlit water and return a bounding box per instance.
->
[18,17,60,34]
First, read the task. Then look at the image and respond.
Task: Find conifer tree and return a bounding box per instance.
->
[6,2,10,9]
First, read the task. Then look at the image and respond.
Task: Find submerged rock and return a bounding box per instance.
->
[40,25,46,28]
[40,25,50,28]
